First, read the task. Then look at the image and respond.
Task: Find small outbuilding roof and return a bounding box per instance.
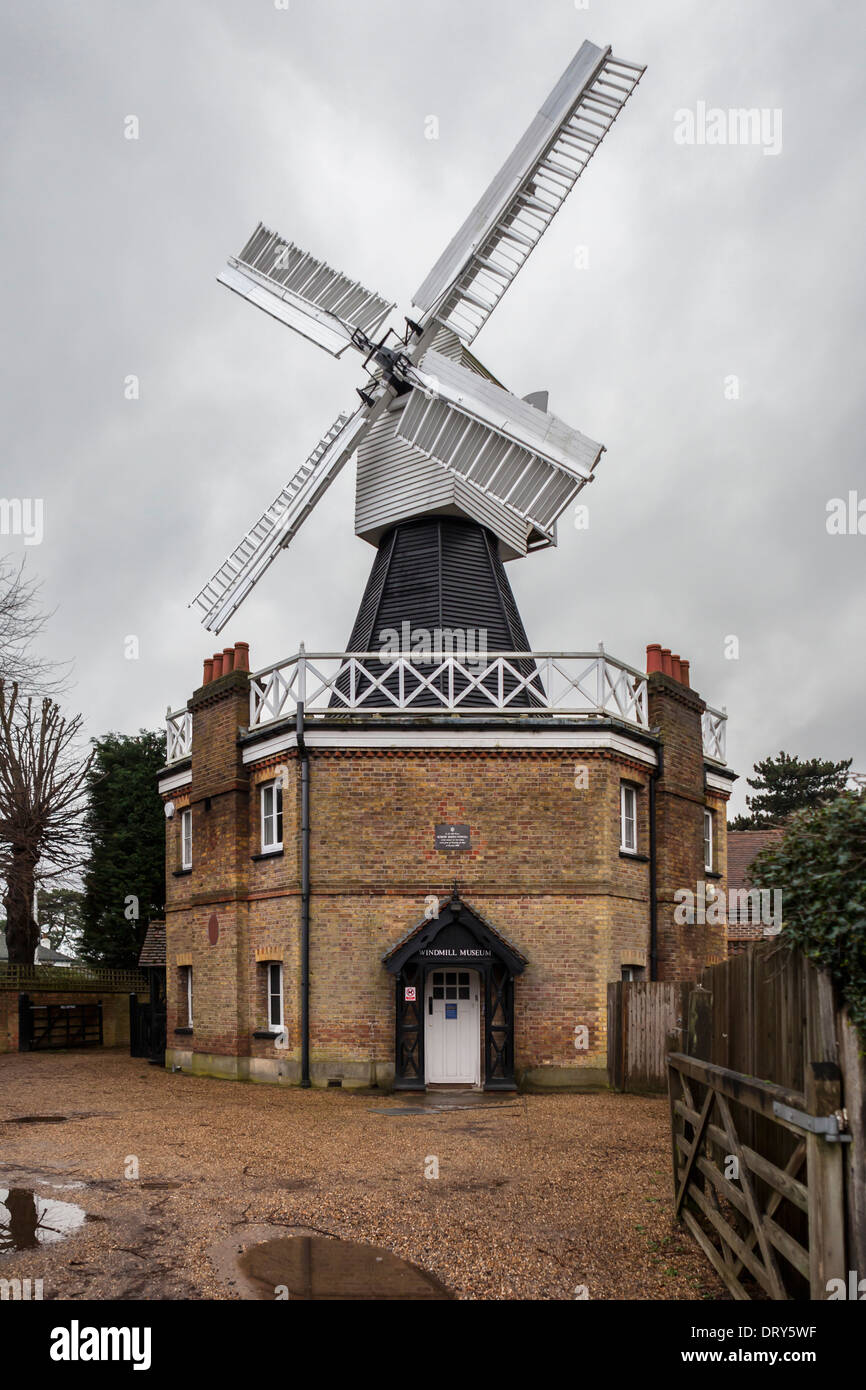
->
[138,921,166,969]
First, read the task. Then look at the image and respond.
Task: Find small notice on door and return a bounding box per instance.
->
[445,1003,458,1019]
[404,986,416,1002]
[434,823,471,851]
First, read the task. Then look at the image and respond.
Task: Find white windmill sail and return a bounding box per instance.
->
[412,41,645,345]
[218,223,395,358]
[399,349,603,539]
[191,407,372,634]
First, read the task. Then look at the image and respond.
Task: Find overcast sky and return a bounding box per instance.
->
[2,0,864,815]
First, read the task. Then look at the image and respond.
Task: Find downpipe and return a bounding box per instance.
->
[297,702,311,1088]
[649,743,663,982]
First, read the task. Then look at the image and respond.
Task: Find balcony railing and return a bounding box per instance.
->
[166,707,192,763]
[163,648,728,766]
[249,646,649,728]
[702,705,728,765]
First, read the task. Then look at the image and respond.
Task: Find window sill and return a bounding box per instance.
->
[252,1029,284,1040]
[173,868,192,877]
[619,850,649,863]
[706,869,722,880]
[173,1027,193,1035]
[251,848,284,862]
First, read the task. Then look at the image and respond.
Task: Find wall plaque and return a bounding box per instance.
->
[434,823,471,851]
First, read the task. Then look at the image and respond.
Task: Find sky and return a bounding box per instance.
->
[1,0,864,816]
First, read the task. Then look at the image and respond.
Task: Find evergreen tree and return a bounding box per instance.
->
[81,730,166,965]
[38,886,85,953]
[750,792,866,1039]
[730,750,852,829]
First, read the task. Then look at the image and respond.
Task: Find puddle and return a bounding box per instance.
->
[3,1115,70,1125]
[0,1189,87,1253]
[238,1236,452,1300]
[3,1112,115,1125]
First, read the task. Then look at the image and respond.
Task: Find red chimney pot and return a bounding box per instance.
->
[680,659,691,688]
[202,657,214,685]
[222,646,235,674]
[646,643,663,674]
[671,654,682,682]
[212,652,223,679]
[661,647,672,676]
[234,641,250,672]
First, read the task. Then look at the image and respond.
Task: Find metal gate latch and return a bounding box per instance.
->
[772,1101,852,1142]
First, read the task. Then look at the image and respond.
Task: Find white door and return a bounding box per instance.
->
[425,969,480,1085]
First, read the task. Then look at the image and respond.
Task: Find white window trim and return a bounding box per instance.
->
[704,808,714,872]
[180,808,192,870]
[620,783,638,853]
[267,961,284,1032]
[260,779,284,853]
[185,966,193,1028]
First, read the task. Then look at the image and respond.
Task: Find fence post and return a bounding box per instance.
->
[607,982,623,1090]
[805,1061,847,1299]
[17,993,30,1052]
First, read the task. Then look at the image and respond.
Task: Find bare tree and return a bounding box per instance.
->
[0,681,93,964]
[0,555,67,694]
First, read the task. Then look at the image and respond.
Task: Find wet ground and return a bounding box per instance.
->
[0,1050,723,1301]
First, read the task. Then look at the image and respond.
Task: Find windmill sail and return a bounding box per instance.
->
[412,41,645,345]
[191,407,372,634]
[218,223,395,358]
[399,350,603,540]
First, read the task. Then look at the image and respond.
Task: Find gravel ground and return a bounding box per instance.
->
[0,1050,724,1301]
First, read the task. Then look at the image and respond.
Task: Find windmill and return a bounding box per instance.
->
[191,40,645,687]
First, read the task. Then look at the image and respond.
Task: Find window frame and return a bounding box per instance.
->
[260,779,284,853]
[704,808,714,872]
[183,965,193,1028]
[180,807,192,870]
[267,961,284,1032]
[620,782,638,854]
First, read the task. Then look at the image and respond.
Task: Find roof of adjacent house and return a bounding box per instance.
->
[138,921,166,969]
[727,828,786,888]
[0,930,78,964]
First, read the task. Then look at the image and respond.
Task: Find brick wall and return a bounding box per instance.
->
[163,660,730,1087]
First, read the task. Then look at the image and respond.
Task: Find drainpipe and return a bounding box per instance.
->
[296,700,311,1088]
[649,742,663,982]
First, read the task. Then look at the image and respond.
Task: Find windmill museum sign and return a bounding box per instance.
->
[158,39,735,1091]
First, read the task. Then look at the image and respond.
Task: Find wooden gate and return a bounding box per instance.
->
[667,946,853,1300]
[18,994,103,1051]
[607,981,690,1092]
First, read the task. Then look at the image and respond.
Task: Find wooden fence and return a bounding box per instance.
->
[607,980,690,1092]
[670,944,861,1300]
[0,964,147,993]
[608,944,864,1299]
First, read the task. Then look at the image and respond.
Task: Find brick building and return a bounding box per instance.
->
[158,630,735,1091]
[725,827,785,955]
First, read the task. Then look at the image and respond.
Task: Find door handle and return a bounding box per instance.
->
[428,997,433,1016]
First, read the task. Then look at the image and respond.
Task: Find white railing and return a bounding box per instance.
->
[163,652,729,766]
[166,707,192,763]
[249,645,649,730]
[702,706,727,764]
